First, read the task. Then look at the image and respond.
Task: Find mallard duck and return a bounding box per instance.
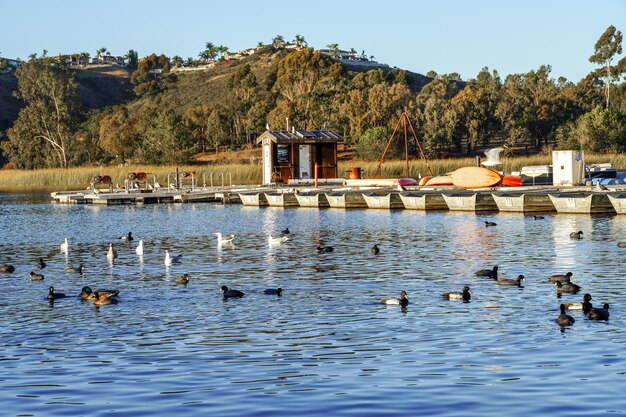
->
[475,265,498,279]
[79,286,119,300]
[555,280,581,294]
[570,231,583,239]
[47,286,66,300]
[215,232,236,245]
[381,290,409,307]
[264,288,283,296]
[0,264,15,273]
[564,293,592,314]
[120,232,133,241]
[556,304,575,326]
[36,258,46,269]
[548,271,573,283]
[588,303,610,321]
[164,250,182,265]
[89,291,119,306]
[371,244,380,255]
[29,271,44,281]
[64,263,84,274]
[221,285,244,299]
[316,245,334,253]
[485,221,497,227]
[442,286,471,301]
[497,275,525,286]
[174,274,190,284]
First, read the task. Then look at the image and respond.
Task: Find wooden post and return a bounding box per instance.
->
[315,163,319,188]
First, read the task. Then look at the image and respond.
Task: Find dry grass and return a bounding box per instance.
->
[1,153,625,191]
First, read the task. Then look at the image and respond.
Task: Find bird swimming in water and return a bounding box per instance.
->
[442,286,471,301]
[164,250,182,265]
[588,303,610,321]
[381,290,409,307]
[30,271,44,281]
[548,271,573,283]
[107,243,117,261]
[317,245,334,253]
[0,264,15,273]
[215,232,236,245]
[371,244,380,255]
[533,215,545,220]
[36,258,46,269]
[47,286,66,300]
[174,274,190,285]
[79,286,119,300]
[268,235,290,246]
[555,304,575,326]
[555,280,581,294]
[135,240,144,256]
[120,232,133,241]
[570,231,583,239]
[221,285,244,299]
[497,275,525,287]
[485,221,497,227]
[281,227,290,235]
[475,265,498,279]
[64,263,84,274]
[60,238,69,253]
[564,293,593,314]
[264,288,283,296]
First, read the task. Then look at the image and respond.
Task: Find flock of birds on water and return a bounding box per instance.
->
[0,222,618,325]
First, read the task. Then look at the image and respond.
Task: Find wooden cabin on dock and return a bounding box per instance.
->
[256,128,342,185]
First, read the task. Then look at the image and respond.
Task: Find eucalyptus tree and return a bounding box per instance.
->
[589,25,626,109]
[4,58,80,168]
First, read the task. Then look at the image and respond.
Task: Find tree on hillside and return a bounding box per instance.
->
[139,109,196,164]
[171,55,184,68]
[294,34,307,48]
[589,25,626,109]
[79,51,90,67]
[96,47,107,63]
[3,59,80,168]
[272,35,285,47]
[326,43,340,58]
[227,64,260,144]
[199,42,218,62]
[184,105,212,152]
[98,106,139,162]
[131,53,175,96]
[206,107,230,153]
[217,45,229,60]
[126,49,139,69]
[557,105,626,152]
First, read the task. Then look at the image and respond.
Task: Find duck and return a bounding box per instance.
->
[475,265,498,279]
[79,286,119,300]
[36,258,46,269]
[120,232,133,241]
[264,288,283,296]
[442,286,471,301]
[281,227,290,236]
[221,285,244,299]
[47,286,66,300]
[564,293,593,314]
[548,271,573,283]
[29,271,44,281]
[89,291,119,306]
[64,263,84,274]
[497,275,525,286]
[381,290,409,307]
[485,221,497,227]
[570,231,583,239]
[588,303,610,321]
[107,243,117,261]
[533,215,545,220]
[555,304,576,326]
[617,242,626,248]
[0,264,15,273]
[317,245,334,253]
[135,240,144,256]
[268,235,290,246]
[60,238,69,253]
[215,232,236,245]
[164,250,182,265]
[554,280,581,294]
[174,274,190,285]
[371,244,380,255]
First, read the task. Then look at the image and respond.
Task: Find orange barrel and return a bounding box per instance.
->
[349,167,362,179]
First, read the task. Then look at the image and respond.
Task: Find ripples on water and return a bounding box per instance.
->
[1,192,626,416]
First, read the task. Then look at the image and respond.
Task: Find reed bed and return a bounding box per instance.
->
[1,153,625,191]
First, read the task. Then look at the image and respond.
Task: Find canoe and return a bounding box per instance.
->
[501,175,522,187]
[394,178,418,186]
[450,167,502,188]
[419,176,431,186]
[424,175,453,186]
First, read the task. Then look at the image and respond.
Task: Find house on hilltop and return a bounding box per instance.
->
[256,128,342,185]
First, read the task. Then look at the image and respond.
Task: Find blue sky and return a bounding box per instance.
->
[2,0,625,82]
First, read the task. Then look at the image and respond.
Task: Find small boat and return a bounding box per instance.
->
[450,166,502,188]
[424,175,453,186]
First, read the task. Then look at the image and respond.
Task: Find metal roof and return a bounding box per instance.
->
[257,129,342,144]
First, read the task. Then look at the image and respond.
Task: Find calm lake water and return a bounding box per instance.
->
[2,192,626,416]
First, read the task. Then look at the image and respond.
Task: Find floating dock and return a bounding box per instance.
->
[51,184,626,215]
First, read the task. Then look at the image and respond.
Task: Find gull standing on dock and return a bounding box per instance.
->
[215,232,236,245]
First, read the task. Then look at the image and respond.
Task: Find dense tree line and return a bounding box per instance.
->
[2,26,626,168]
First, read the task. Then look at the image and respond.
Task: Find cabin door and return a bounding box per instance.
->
[298,145,310,179]
[263,143,272,185]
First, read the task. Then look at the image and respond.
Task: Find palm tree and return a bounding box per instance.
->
[294,34,307,48]
[96,47,107,63]
[217,45,229,60]
[326,43,340,58]
[172,55,184,67]
[199,42,218,62]
[272,35,285,47]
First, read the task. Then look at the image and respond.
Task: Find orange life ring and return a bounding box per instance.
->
[101,175,112,184]
[182,171,196,178]
[135,172,147,181]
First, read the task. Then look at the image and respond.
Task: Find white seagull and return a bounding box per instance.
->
[215,232,236,245]
[135,240,144,256]
[107,243,118,261]
[60,238,69,253]
[481,147,504,167]
[164,250,182,265]
[268,235,290,246]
